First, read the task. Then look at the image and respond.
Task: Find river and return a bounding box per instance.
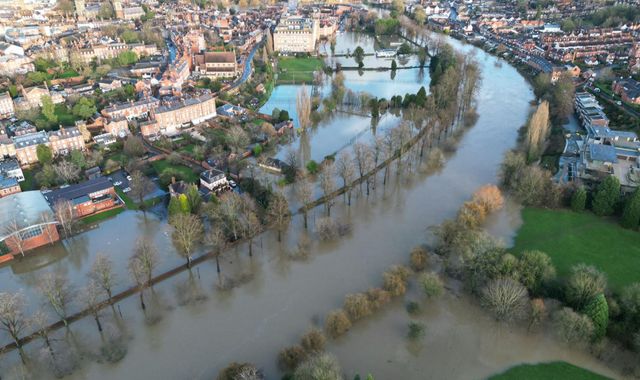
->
[0,33,625,380]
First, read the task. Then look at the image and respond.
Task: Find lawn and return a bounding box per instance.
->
[20,169,36,191]
[80,207,124,225]
[489,361,610,380]
[151,159,199,183]
[277,57,324,83]
[512,208,640,290]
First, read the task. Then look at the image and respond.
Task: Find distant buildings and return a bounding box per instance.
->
[0,92,14,119]
[273,16,318,53]
[141,93,217,137]
[9,127,85,166]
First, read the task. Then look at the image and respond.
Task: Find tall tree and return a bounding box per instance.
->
[0,292,29,363]
[525,101,550,162]
[205,226,227,274]
[319,162,336,216]
[584,293,608,340]
[621,188,640,229]
[171,213,204,267]
[353,46,365,68]
[267,192,290,242]
[53,199,76,238]
[592,176,620,216]
[571,187,587,212]
[88,254,116,301]
[37,272,74,327]
[296,85,312,130]
[129,171,154,210]
[41,95,58,124]
[296,175,313,229]
[335,150,355,205]
[36,144,53,164]
[81,281,104,332]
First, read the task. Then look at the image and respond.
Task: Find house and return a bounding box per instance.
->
[93,133,117,146]
[0,159,24,182]
[144,93,217,137]
[13,131,49,165]
[43,177,118,218]
[48,127,85,156]
[104,118,129,137]
[98,79,123,92]
[0,191,60,257]
[0,175,20,197]
[168,178,189,197]
[199,168,229,193]
[258,157,291,173]
[613,78,640,105]
[0,92,14,119]
[274,120,294,135]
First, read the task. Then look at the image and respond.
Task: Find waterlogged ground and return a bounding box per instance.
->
[0,34,627,380]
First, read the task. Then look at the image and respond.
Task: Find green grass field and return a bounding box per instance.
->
[80,207,124,225]
[277,57,323,83]
[489,362,610,380]
[151,160,198,182]
[512,208,640,290]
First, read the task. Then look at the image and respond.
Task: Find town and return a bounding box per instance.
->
[0,0,639,379]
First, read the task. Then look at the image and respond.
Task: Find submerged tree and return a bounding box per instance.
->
[335,150,356,205]
[481,277,528,322]
[0,292,29,362]
[319,162,336,216]
[296,175,314,229]
[296,85,312,130]
[205,226,227,274]
[267,192,290,242]
[81,280,104,332]
[88,254,117,302]
[37,272,74,327]
[171,213,204,267]
[53,199,77,238]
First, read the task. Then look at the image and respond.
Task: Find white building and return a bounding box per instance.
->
[273,17,318,53]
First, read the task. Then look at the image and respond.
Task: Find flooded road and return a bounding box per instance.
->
[0,34,625,380]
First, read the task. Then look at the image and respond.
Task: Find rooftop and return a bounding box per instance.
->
[43,177,113,205]
[0,191,54,240]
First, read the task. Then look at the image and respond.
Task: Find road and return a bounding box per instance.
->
[229,41,262,90]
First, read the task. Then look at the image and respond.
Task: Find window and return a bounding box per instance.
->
[19,225,43,240]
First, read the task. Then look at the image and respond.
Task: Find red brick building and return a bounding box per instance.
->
[0,191,60,257]
[43,177,119,218]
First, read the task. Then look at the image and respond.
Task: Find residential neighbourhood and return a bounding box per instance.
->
[0,0,639,379]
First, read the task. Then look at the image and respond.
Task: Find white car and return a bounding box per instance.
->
[122,187,131,193]
[114,181,123,186]
[126,175,132,181]
[229,180,237,188]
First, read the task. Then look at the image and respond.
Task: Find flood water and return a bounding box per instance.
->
[0,33,627,380]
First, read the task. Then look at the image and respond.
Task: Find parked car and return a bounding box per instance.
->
[229,180,237,188]
[114,181,123,186]
[616,101,622,106]
[126,175,132,181]
[122,187,131,193]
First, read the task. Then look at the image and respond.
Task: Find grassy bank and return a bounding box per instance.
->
[277,57,323,83]
[489,362,611,380]
[80,207,124,225]
[512,208,640,290]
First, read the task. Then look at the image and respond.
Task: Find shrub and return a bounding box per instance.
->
[565,264,607,310]
[217,362,262,380]
[620,283,640,322]
[343,293,372,321]
[472,185,504,214]
[419,272,444,298]
[315,217,338,241]
[407,322,425,340]
[553,307,594,344]
[406,301,421,315]
[517,250,556,296]
[366,288,392,310]
[383,272,407,297]
[409,246,429,272]
[456,201,487,229]
[293,353,343,380]
[571,186,587,212]
[300,329,326,354]
[481,278,529,321]
[324,310,352,339]
[278,345,308,372]
[388,265,411,282]
[306,160,320,175]
[591,175,620,216]
[584,294,609,340]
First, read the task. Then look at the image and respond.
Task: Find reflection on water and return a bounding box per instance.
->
[0,32,626,380]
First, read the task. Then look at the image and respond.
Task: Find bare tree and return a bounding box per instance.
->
[81,281,104,332]
[53,199,76,238]
[171,213,204,268]
[128,238,159,310]
[88,254,116,301]
[296,175,313,229]
[132,238,160,287]
[267,192,290,242]
[319,162,336,216]
[37,272,74,327]
[296,84,312,130]
[31,310,55,359]
[227,125,250,155]
[242,211,262,257]
[0,292,29,362]
[205,226,227,274]
[40,212,57,245]
[3,219,26,256]
[129,170,154,210]
[481,278,529,322]
[53,161,81,184]
[210,192,243,241]
[335,150,355,205]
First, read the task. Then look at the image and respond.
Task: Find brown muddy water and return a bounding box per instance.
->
[0,35,627,380]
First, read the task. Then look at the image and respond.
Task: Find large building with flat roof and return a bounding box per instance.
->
[273,17,318,53]
[0,191,59,257]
